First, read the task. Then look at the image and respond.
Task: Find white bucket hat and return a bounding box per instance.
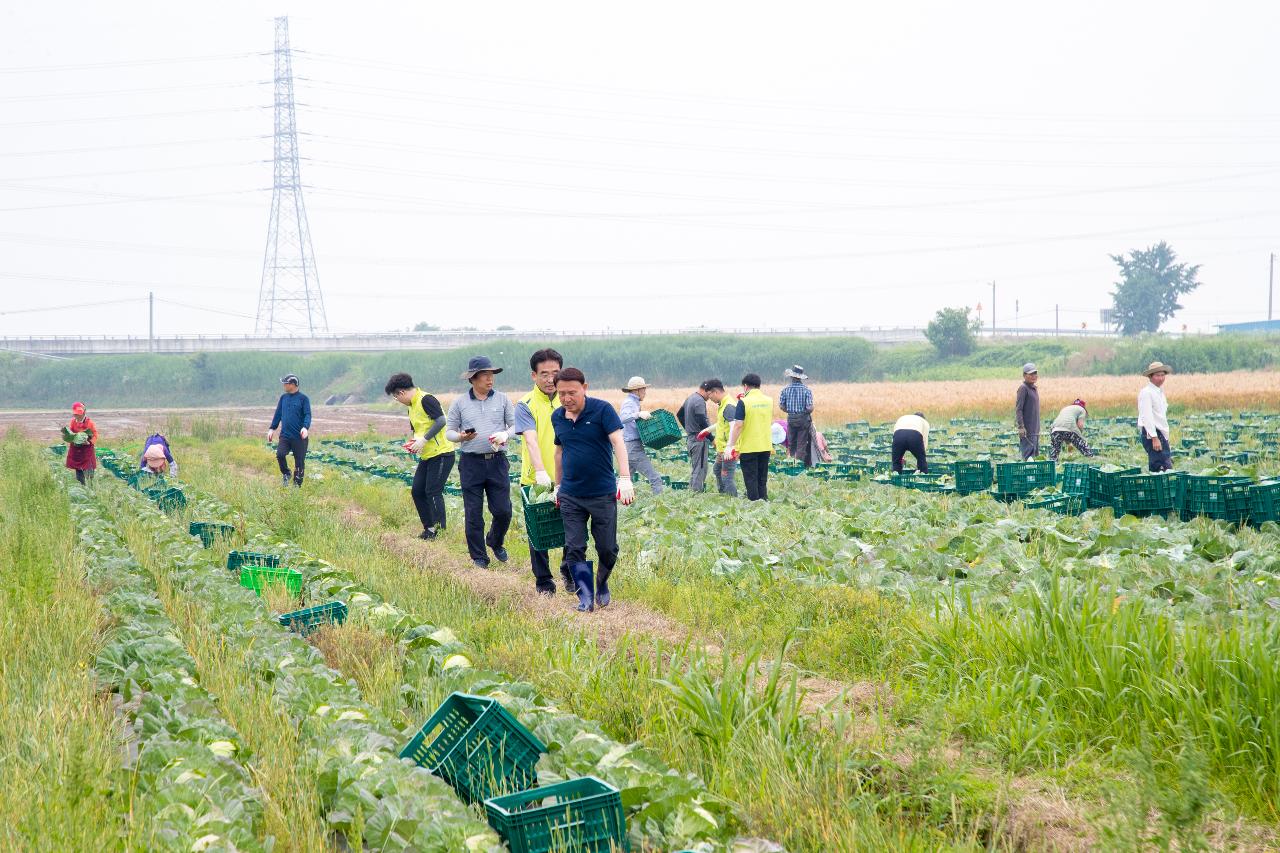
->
[621,376,649,392]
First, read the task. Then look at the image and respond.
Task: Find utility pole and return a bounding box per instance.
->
[149,291,154,352]
[1270,253,1275,322]
[1055,304,1059,336]
[990,280,996,336]
[255,16,327,336]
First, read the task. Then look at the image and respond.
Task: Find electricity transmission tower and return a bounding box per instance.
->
[255,15,327,336]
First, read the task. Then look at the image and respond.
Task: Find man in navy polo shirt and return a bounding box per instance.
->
[551,367,634,612]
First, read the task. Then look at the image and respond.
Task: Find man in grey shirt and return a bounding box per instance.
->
[1015,362,1041,460]
[681,380,716,492]
[446,356,516,569]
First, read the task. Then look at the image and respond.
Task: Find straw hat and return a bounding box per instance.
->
[1143,361,1173,377]
[784,364,809,380]
[621,376,649,392]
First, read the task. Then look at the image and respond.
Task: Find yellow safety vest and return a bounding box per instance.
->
[519,386,560,486]
[737,388,774,454]
[408,389,453,461]
[714,397,733,453]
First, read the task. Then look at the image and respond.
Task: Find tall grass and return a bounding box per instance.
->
[0,437,127,851]
[910,580,1280,819]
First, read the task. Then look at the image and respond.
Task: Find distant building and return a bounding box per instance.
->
[1217,320,1280,334]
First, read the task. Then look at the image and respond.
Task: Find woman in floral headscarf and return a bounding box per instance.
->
[65,401,98,484]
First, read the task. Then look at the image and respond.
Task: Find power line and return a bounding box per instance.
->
[0,135,265,158]
[0,105,262,130]
[0,80,264,103]
[0,296,146,315]
[0,52,264,74]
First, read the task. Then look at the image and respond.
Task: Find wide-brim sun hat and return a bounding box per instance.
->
[1143,361,1173,377]
[460,355,504,380]
[621,376,649,392]
[784,364,809,380]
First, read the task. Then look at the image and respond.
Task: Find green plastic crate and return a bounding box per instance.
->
[1089,466,1140,508]
[953,460,993,494]
[484,776,628,853]
[1023,494,1084,516]
[520,487,565,552]
[1117,474,1176,514]
[278,601,347,636]
[227,550,281,572]
[400,692,546,805]
[189,521,235,548]
[995,461,1055,495]
[238,565,303,597]
[1248,480,1280,525]
[1060,463,1092,496]
[1183,475,1251,517]
[635,409,681,450]
[152,488,187,513]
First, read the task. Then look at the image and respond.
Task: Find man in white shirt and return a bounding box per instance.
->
[1137,361,1173,472]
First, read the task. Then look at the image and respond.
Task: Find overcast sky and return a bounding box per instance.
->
[2,2,1278,338]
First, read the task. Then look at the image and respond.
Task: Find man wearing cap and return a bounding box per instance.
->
[1138,361,1174,472]
[618,376,664,495]
[1014,363,1041,460]
[779,365,815,468]
[680,380,717,492]
[446,356,517,569]
[268,374,312,487]
[1048,399,1097,462]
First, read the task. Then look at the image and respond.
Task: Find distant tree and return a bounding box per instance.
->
[413,321,440,332]
[1109,242,1201,336]
[496,324,515,331]
[925,307,980,357]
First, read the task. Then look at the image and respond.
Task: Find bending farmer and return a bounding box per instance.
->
[385,372,454,540]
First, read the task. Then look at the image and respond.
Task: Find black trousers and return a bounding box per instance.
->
[412,453,454,532]
[1142,429,1173,472]
[458,452,512,565]
[559,492,618,580]
[276,436,308,483]
[529,545,566,594]
[739,451,770,501]
[891,429,927,473]
[786,412,813,467]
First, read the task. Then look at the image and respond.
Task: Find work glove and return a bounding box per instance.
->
[551,486,559,506]
[488,430,510,450]
[408,437,426,454]
[636,411,651,420]
[722,446,739,461]
[535,470,553,488]
[696,428,713,441]
[300,427,309,440]
[616,477,635,506]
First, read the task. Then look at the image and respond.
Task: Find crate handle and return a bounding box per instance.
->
[549,818,586,833]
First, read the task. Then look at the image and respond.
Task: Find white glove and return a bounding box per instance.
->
[636,411,651,420]
[616,477,635,506]
[408,437,426,454]
[534,470,553,487]
[551,486,559,505]
[488,430,509,450]
[267,429,275,442]
[300,427,309,440]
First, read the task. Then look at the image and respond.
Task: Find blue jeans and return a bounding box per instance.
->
[1141,429,1173,472]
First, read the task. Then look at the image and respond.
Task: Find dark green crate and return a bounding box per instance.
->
[400,692,546,805]
[227,550,281,572]
[278,601,347,636]
[669,480,690,490]
[238,565,303,597]
[189,521,235,548]
[1088,467,1141,507]
[521,488,565,551]
[953,460,993,494]
[1117,474,1176,513]
[1024,494,1084,516]
[1248,481,1280,525]
[152,487,187,513]
[635,409,681,450]
[1060,463,1092,496]
[995,461,1055,495]
[484,776,628,853]
[1183,475,1251,516]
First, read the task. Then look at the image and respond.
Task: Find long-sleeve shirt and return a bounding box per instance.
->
[446,388,515,453]
[779,381,813,415]
[270,392,312,439]
[893,414,929,450]
[1014,382,1040,434]
[681,391,711,436]
[1137,382,1169,438]
[619,392,642,442]
[1050,404,1087,437]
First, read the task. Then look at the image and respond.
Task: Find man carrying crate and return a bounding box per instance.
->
[552,367,634,612]
[514,348,567,596]
[618,376,664,495]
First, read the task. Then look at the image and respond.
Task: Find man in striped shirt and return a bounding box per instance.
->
[446,356,516,569]
[779,365,815,468]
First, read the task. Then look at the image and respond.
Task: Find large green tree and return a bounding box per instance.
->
[925,306,980,357]
[1109,242,1201,336]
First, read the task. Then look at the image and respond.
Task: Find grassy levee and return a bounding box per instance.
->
[177,441,1035,851]
[0,438,127,851]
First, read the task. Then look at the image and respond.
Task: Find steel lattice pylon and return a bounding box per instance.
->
[255,16,327,336]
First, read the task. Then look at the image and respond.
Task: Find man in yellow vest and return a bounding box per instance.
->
[385,372,455,539]
[514,348,566,595]
[693,379,736,495]
[723,373,774,501]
